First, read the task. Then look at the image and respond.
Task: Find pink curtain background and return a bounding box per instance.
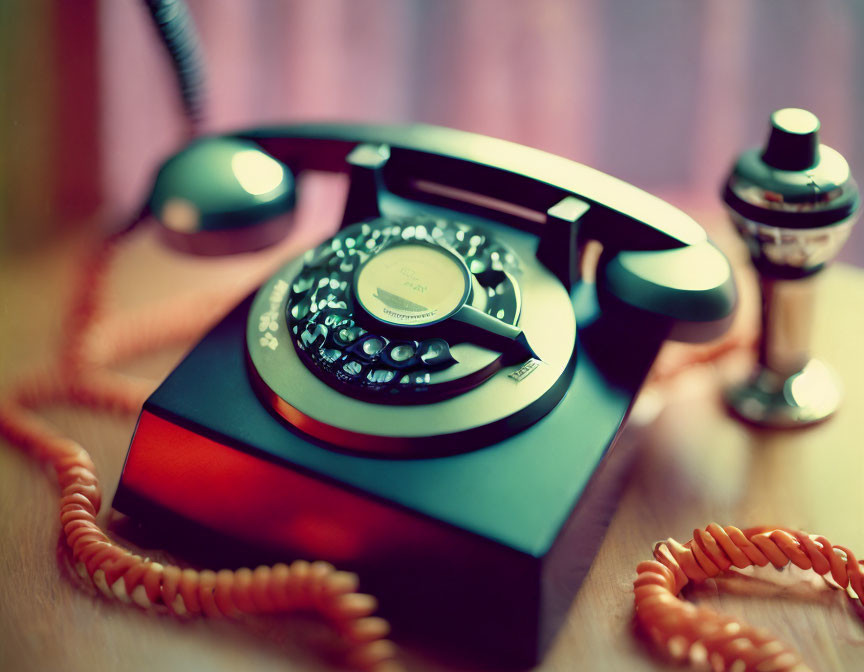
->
[5,0,864,262]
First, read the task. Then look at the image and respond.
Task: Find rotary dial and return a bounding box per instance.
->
[286,215,528,403]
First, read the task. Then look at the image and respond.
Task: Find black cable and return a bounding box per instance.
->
[142,0,207,132]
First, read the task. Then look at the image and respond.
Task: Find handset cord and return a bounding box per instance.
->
[635,524,864,671]
[0,232,400,672]
[142,0,207,134]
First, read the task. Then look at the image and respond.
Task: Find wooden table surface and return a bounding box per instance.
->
[1,199,863,671]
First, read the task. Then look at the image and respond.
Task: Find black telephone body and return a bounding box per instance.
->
[113,123,736,665]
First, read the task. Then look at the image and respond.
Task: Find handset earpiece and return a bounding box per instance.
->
[595,240,737,343]
[535,182,736,343]
[149,137,296,255]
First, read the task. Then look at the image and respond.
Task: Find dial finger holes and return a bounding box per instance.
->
[300,324,328,349]
[367,369,395,384]
[291,298,311,320]
[418,339,456,368]
[324,312,349,327]
[400,372,431,386]
[362,338,385,356]
[380,342,418,370]
[390,344,415,362]
[292,273,316,295]
[342,360,363,376]
[336,326,365,345]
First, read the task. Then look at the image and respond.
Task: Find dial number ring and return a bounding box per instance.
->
[285,216,523,403]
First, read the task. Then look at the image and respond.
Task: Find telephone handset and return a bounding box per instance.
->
[151,122,728,290]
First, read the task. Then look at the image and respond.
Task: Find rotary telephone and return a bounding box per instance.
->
[109,121,736,665]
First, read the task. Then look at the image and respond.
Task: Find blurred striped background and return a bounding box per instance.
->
[2,0,863,262]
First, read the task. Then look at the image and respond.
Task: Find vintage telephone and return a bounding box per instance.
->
[109,122,736,666]
[14,3,861,671]
[0,0,740,666]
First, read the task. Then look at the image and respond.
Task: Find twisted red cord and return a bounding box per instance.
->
[0,236,400,671]
[634,524,864,672]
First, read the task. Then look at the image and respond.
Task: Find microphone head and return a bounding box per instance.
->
[722,108,859,277]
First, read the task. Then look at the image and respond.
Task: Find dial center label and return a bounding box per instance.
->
[356,244,468,326]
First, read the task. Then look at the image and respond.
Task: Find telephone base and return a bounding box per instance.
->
[114,285,665,666]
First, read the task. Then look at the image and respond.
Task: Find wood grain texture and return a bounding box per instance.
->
[1,212,863,672]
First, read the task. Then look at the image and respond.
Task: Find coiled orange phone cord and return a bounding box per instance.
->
[0,235,399,672]
[634,524,864,671]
